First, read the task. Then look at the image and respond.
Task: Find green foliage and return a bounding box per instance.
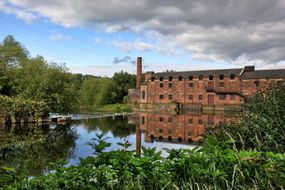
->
[0,166,16,188]
[1,35,136,114]
[112,71,136,103]
[0,124,77,189]
[0,35,81,114]
[94,103,132,113]
[0,95,49,122]
[79,77,117,109]
[0,35,29,96]
[209,84,285,153]
[6,136,285,190]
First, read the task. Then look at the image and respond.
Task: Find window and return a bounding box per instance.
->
[169,76,173,81]
[230,82,235,88]
[188,131,192,137]
[243,81,250,89]
[168,129,172,134]
[179,76,183,81]
[169,83,173,88]
[160,77,164,81]
[230,74,235,80]
[168,117,172,123]
[198,94,203,100]
[208,116,214,125]
[142,91,146,99]
[159,128,163,133]
[254,80,259,87]
[230,95,235,101]
[199,75,203,80]
[142,117,145,124]
[168,94,172,100]
[189,76,193,80]
[159,94,164,100]
[209,75,213,80]
[188,82,193,88]
[198,119,203,125]
[160,83,163,88]
[188,118,193,124]
[219,74,225,80]
[219,82,224,87]
[188,94,193,100]
[219,94,226,100]
[159,117,163,122]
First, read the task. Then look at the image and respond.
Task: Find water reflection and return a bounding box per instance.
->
[0,123,77,176]
[131,112,233,154]
[0,112,234,176]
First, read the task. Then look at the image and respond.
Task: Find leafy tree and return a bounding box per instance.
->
[79,77,116,109]
[0,35,29,95]
[112,71,136,103]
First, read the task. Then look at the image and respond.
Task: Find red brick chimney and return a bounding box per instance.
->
[136,57,142,89]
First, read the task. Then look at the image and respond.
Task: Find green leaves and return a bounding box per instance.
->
[0,95,49,122]
[209,84,285,153]
[87,133,111,155]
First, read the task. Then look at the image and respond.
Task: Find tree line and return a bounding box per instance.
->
[0,35,136,114]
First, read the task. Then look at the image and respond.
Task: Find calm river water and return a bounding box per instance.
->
[0,112,233,176]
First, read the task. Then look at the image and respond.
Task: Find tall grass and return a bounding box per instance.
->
[209,84,285,153]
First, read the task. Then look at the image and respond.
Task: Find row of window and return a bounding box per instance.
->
[143,116,226,126]
[158,94,235,101]
[157,116,204,125]
[151,74,236,81]
[155,130,194,138]
[243,80,283,88]
[158,82,232,88]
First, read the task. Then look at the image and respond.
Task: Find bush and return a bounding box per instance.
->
[209,85,285,153]
[7,136,285,189]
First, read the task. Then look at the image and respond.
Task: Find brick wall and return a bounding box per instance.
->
[139,112,230,143]
[139,74,284,107]
[141,75,243,106]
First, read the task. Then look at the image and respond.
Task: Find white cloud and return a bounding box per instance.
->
[113,40,133,52]
[49,33,72,41]
[94,37,102,44]
[114,38,181,56]
[0,1,37,23]
[4,0,285,66]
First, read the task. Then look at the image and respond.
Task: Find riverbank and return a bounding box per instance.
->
[90,103,132,113]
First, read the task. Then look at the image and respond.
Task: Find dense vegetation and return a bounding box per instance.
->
[209,85,285,153]
[0,35,135,114]
[3,136,285,189]
[0,95,49,123]
[1,85,284,189]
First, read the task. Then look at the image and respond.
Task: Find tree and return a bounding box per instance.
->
[79,77,116,109]
[0,35,80,113]
[112,71,136,103]
[0,35,29,95]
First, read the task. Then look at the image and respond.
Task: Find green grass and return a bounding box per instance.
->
[93,103,132,113]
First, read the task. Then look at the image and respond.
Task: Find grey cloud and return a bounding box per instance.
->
[112,56,135,65]
[5,0,285,65]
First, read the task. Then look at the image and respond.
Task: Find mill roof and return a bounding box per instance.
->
[241,69,285,79]
[154,68,243,78]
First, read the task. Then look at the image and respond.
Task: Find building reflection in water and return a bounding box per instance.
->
[129,112,233,155]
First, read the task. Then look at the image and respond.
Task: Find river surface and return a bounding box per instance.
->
[0,112,234,176]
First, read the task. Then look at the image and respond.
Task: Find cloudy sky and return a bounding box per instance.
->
[1,0,285,76]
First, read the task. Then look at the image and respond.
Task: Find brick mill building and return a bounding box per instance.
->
[129,57,285,111]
